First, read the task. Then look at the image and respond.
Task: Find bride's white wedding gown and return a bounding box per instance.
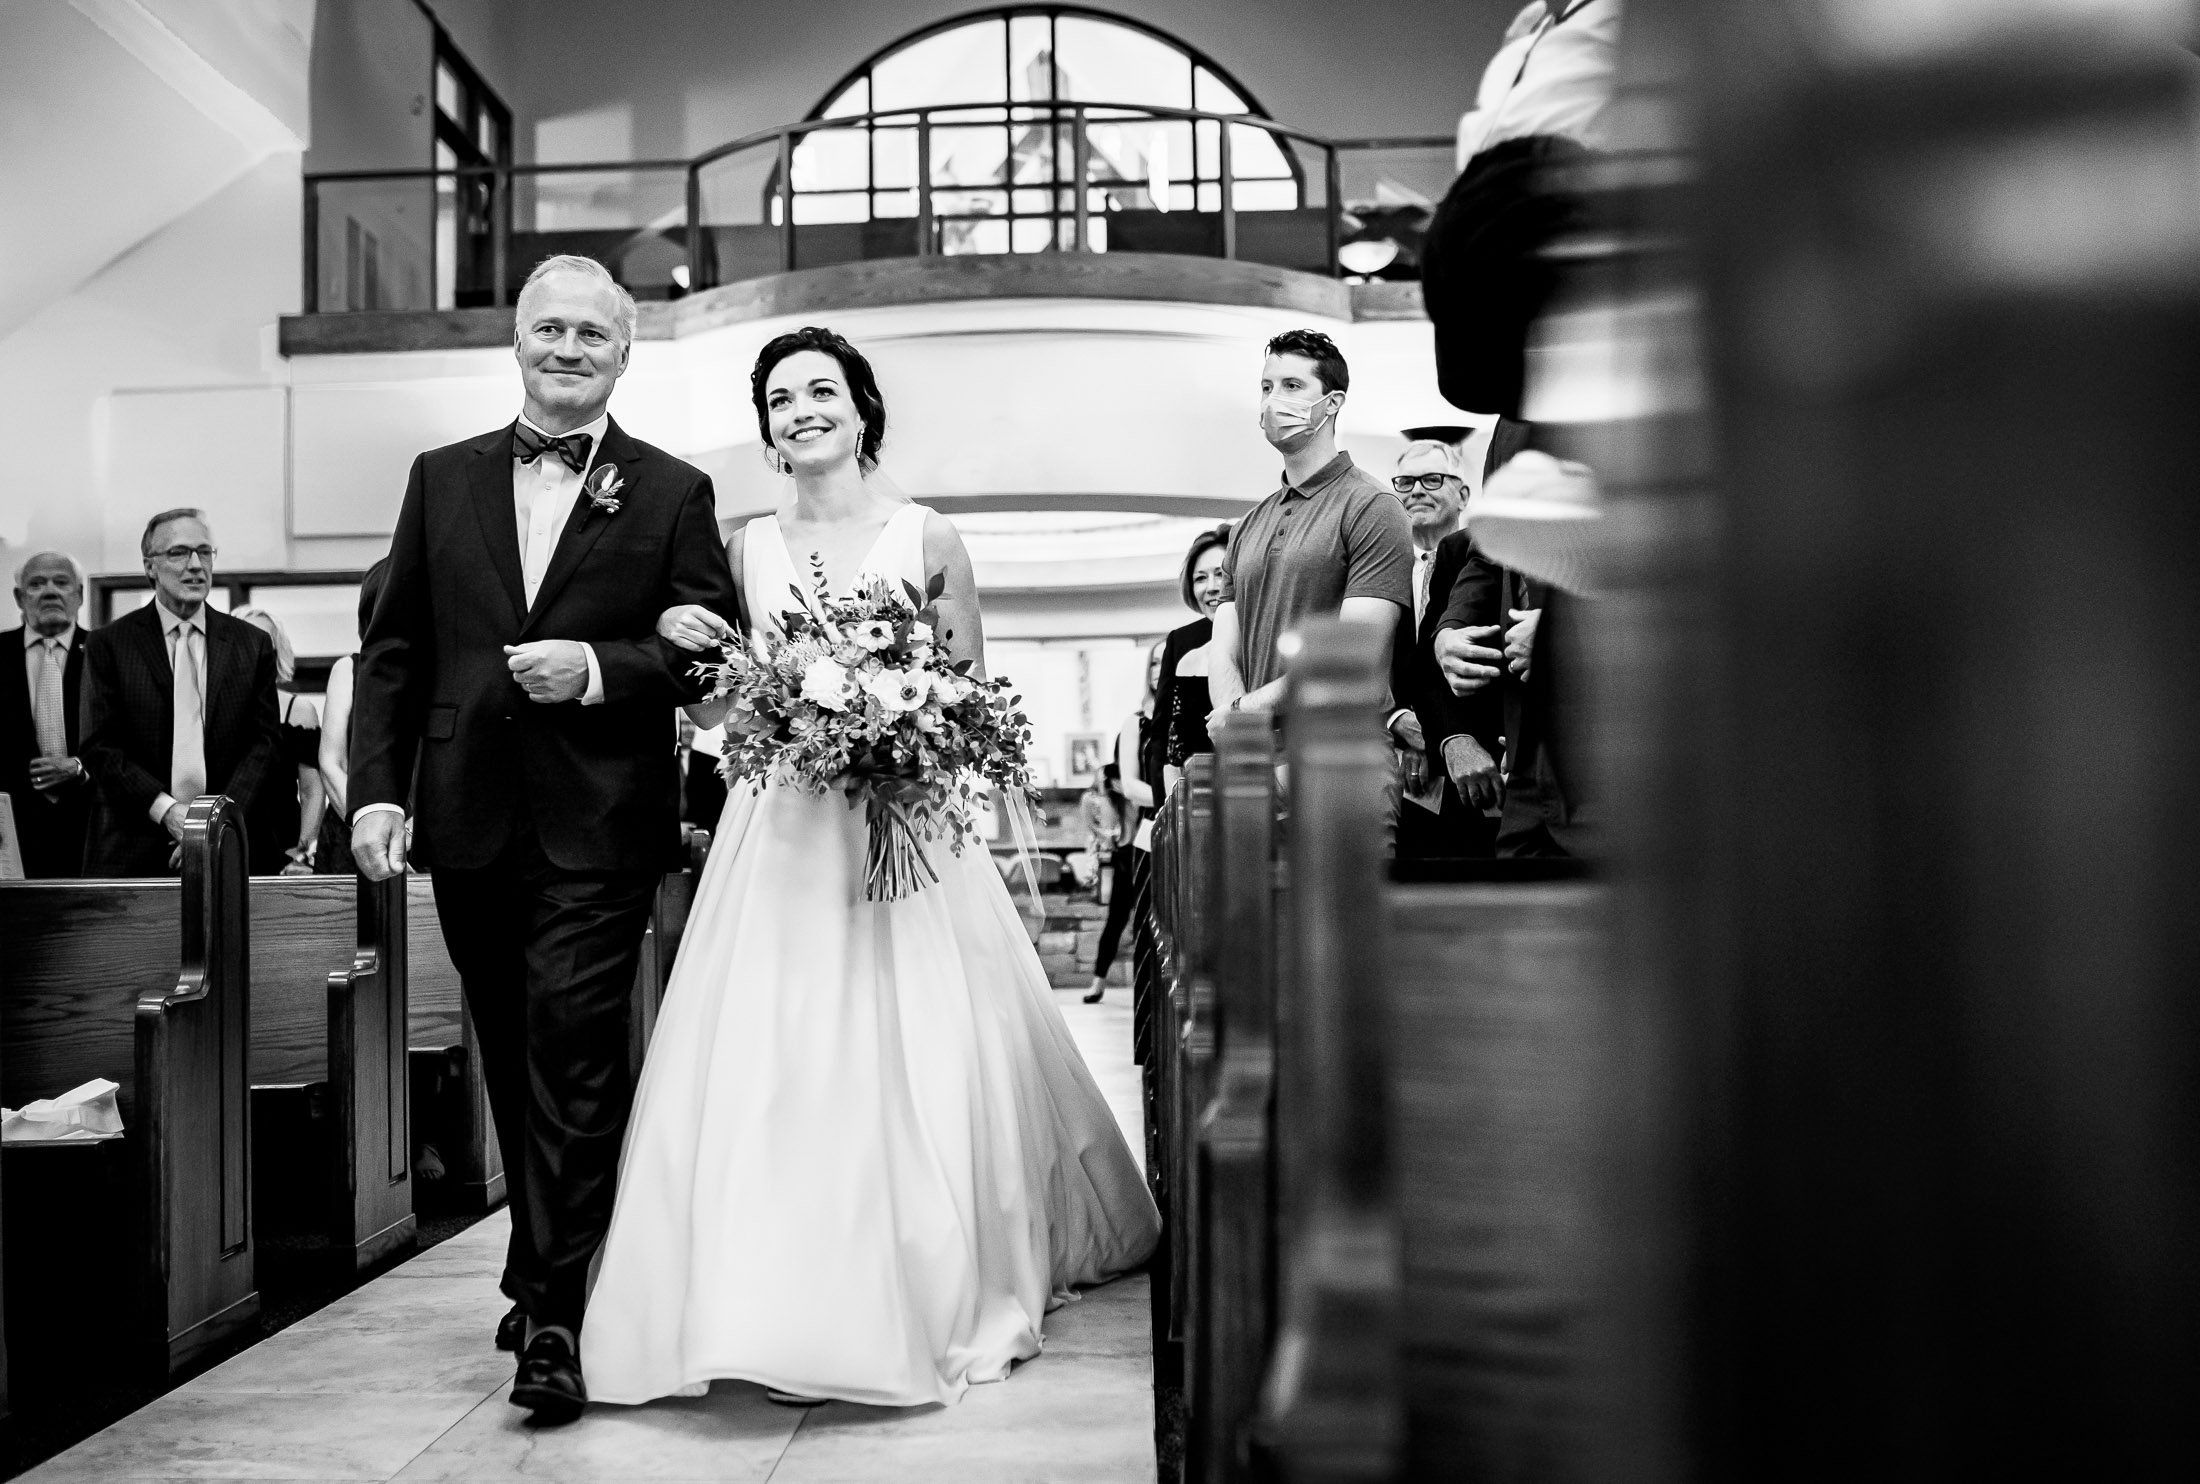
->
[582,503,1160,1408]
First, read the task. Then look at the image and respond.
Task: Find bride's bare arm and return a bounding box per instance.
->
[669,526,745,726]
[921,512,985,678]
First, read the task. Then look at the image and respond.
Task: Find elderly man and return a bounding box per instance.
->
[349,254,734,1422]
[1385,440,1505,858]
[1209,329,1415,728]
[80,511,279,875]
[2,552,92,875]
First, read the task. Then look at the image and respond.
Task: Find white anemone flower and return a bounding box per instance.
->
[866,666,931,713]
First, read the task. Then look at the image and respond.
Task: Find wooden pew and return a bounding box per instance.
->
[0,796,257,1377]
[1187,711,1282,1483]
[248,873,415,1270]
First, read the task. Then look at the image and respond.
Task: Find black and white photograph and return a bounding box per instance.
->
[2,1,2198,1480]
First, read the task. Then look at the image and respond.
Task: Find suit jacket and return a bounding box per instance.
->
[80,604,280,876]
[1,625,89,876]
[349,416,739,873]
[1398,529,1505,760]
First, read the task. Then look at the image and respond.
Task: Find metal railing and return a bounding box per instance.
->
[301,103,1452,314]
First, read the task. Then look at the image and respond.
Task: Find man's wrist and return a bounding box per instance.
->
[352,802,407,826]
[579,642,605,706]
[150,792,178,825]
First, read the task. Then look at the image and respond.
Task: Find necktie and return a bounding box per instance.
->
[1414,549,1433,625]
[32,640,67,760]
[170,624,207,806]
[513,423,591,473]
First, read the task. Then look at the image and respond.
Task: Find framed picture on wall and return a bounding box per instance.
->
[1065,733,1109,786]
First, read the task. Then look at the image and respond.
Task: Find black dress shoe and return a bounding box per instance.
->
[510,1330,586,1425]
[495,1305,526,1353]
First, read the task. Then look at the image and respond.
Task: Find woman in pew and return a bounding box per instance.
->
[1085,637,1165,1004]
[232,606,322,875]
[1156,523,1231,794]
[311,561,387,875]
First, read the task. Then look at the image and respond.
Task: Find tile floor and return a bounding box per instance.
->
[21,987,1152,1484]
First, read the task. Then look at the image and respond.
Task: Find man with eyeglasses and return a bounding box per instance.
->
[1385,439,1505,859]
[2,552,92,876]
[80,509,280,876]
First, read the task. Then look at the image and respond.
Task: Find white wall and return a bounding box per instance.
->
[0,153,303,621]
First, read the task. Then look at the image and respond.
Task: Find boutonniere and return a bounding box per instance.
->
[584,463,625,516]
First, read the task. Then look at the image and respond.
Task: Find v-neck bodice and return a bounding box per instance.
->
[743,503,929,641]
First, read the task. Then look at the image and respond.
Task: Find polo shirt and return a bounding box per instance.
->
[1223,451,1415,691]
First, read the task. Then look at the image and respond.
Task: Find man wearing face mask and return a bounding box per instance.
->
[1208,330,1415,730]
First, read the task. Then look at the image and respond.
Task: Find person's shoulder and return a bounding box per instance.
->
[89,605,154,649]
[421,427,507,467]
[0,624,21,646]
[1435,527,1478,562]
[206,607,272,651]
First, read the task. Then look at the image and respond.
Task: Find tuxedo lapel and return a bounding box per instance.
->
[469,426,528,626]
[520,417,630,636]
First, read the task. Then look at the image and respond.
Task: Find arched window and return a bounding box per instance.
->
[783,7,1301,254]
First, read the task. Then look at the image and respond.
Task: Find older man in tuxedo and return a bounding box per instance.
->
[2,552,92,875]
[1386,440,1505,859]
[349,254,736,1423]
[80,512,279,876]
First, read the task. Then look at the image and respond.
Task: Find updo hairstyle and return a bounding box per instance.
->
[750,326,888,472]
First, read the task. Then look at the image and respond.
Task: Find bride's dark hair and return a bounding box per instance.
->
[751,326,887,472]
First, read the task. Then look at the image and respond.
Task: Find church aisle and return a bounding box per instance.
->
[19,988,1153,1484]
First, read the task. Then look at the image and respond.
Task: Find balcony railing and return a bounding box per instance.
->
[301,103,1453,314]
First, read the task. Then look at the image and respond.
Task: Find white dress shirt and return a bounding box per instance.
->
[352,412,610,829]
[1455,0,1624,168]
[24,626,77,788]
[150,603,207,825]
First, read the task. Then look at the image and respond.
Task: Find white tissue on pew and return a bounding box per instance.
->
[1,1078,125,1143]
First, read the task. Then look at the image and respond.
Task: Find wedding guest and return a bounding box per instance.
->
[81,510,279,876]
[314,559,388,874]
[1386,440,1504,858]
[1155,523,1231,793]
[1072,769,1120,898]
[677,711,726,833]
[1086,640,1163,1007]
[233,604,324,875]
[1209,330,1414,729]
[1441,448,1604,856]
[1,551,91,876]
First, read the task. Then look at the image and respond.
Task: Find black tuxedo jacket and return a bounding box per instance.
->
[350,417,739,873]
[1393,529,1504,759]
[1,625,89,876]
[80,604,280,876]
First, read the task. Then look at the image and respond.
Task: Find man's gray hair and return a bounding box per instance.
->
[141,507,211,558]
[13,550,86,591]
[516,254,639,347]
[1397,438,1463,476]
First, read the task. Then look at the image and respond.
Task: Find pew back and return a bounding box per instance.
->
[0,796,258,1374]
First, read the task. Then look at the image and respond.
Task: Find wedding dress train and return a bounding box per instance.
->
[581,504,1160,1407]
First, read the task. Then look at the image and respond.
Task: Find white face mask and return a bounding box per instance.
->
[1259,390,1338,451]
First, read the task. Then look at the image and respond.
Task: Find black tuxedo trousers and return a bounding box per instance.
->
[352,419,738,1330]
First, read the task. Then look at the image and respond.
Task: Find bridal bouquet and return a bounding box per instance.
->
[695,556,1039,902]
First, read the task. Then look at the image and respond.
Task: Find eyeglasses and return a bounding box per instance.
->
[153,545,217,566]
[1391,474,1456,494]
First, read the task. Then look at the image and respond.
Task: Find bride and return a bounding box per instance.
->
[580,326,1160,1409]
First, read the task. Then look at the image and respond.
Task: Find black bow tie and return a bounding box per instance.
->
[513,423,592,474]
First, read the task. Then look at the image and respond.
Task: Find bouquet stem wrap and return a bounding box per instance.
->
[864,791,941,903]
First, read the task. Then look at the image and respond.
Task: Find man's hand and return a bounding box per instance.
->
[160,800,190,841]
[1389,711,1427,752]
[352,810,409,883]
[1442,734,1503,811]
[27,756,82,793]
[1435,625,1503,695]
[1505,607,1542,681]
[504,641,590,704]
